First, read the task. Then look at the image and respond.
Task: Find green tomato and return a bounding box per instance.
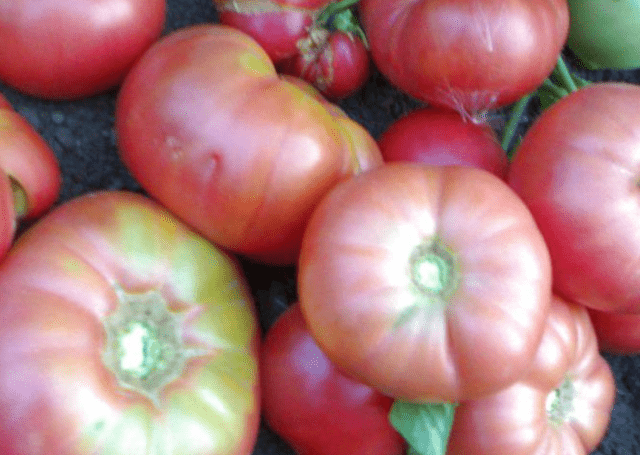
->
[566,0,640,69]
[0,190,261,455]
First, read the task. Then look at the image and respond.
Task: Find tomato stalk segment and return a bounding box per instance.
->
[410,239,457,300]
[546,376,576,427]
[102,287,210,407]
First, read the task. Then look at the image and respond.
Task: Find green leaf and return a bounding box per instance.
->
[389,400,457,455]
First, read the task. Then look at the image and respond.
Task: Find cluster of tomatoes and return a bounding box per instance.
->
[0,0,638,454]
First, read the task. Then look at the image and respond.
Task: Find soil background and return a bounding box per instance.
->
[1,1,639,454]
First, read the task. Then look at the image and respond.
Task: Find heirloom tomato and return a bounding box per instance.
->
[566,0,640,69]
[377,107,508,179]
[447,295,615,455]
[298,162,552,403]
[508,83,640,314]
[588,308,640,355]
[358,0,569,115]
[0,94,60,257]
[0,191,261,455]
[0,0,165,99]
[116,24,382,265]
[261,303,407,455]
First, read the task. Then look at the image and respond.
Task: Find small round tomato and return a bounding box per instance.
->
[261,303,407,455]
[508,82,640,314]
[0,191,261,455]
[0,94,61,257]
[116,24,382,264]
[0,0,166,99]
[358,0,569,115]
[278,29,370,99]
[377,107,508,179]
[298,162,552,403]
[447,295,616,455]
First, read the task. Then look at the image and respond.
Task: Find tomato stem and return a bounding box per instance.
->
[317,0,361,25]
[500,92,532,156]
[554,56,579,93]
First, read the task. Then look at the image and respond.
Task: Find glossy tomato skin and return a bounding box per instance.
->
[214,0,328,62]
[0,0,165,99]
[298,162,552,403]
[0,95,61,257]
[279,30,371,99]
[261,303,407,455]
[0,191,261,455]
[116,24,382,264]
[508,83,640,314]
[359,0,569,115]
[377,107,508,179]
[447,295,615,455]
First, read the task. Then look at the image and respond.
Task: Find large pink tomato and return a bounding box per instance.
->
[359,0,569,115]
[116,24,382,264]
[298,162,552,403]
[0,94,61,257]
[0,0,165,99]
[447,295,615,455]
[261,303,407,455]
[0,191,261,455]
[508,82,640,314]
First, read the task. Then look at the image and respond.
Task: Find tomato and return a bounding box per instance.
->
[0,94,61,257]
[298,162,552,403]
[447,295,616,455]
[0,0,165,99]
[358,0,569,115]
[0,191,261,455]
[587,308,640,355]
[278,29,370,99]
[261,303,407,455]
[508,82,640,314]
[377,107,508,179]
[566,0,640,69]
[115,24,382,264]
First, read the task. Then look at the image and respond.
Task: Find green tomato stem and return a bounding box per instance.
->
[316,0,361,26]
[553,55,579,93]
[500,92,532,155]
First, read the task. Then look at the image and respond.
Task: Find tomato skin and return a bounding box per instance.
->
[116,24,382,264]
[279,30,370,99]
[447,295,615,455]
[0,0,166,99]
[298,162,552,402]
[0,94,61,258]
[358,0,569,114]
[261,303,407,455]
[0,191,261,455]
[377,107,508,179]
[588,308,640,355]
[508,82,640,314]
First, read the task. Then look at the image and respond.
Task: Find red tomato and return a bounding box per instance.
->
[588,308,640,355]
[261,303,407,455]
[298,162,552,403]
[278,29,370,99]
[116,24,382,264]
[0,94,61,257]
[377,107,508,179]
[358,0,569,115]
[508,82,640,313]
[447,295,616,455]
[214,0,328,62]
[0,191,261,455]
[0,0,165,99]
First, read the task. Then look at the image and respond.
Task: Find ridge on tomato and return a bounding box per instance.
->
[298,162,553,403]
[0,190,261,455]
[115,24,382,265]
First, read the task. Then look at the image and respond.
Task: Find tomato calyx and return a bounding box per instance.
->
[546,376,577,427]
[102,287,209,407]
[410,239,458,301]
[389,400,457,455]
